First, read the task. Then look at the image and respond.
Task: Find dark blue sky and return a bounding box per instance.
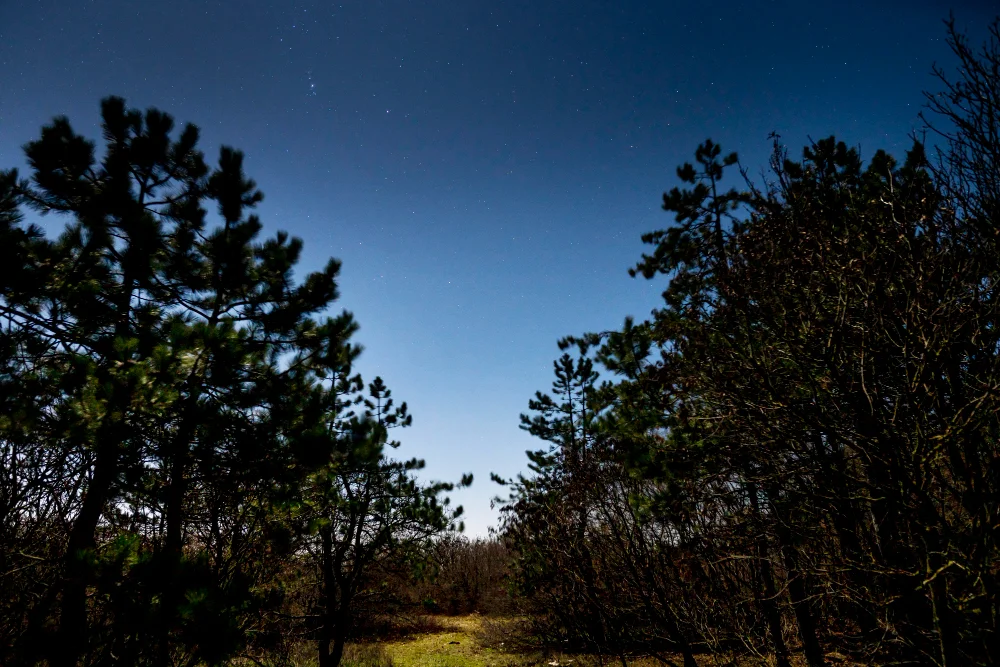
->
[1,0,995,534]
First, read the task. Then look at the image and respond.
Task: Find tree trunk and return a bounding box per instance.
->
[768,489,824,667]
[757,549,792,667]
[330,634,347,667]
[318,615,349,667]
[317,526,354,667]
[159,421,195,642]
[777,537,824,667]
[50,446,119,667]
[747,482,791,667]
[49,275,138,667]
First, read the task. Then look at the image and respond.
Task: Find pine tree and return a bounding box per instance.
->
[519,339,600,469]
[293,374,471,667]
[0,97,356,666]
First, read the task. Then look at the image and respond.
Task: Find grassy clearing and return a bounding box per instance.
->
[352,615,671,667]
[297,615,865,667]
[376,615,530,667]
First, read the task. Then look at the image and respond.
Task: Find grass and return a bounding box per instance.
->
[377,615,523,667]
[293,615,869,666]
[354,615,665,667]
[340,643,397,667]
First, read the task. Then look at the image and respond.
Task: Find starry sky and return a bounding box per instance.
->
[1,0,996,535]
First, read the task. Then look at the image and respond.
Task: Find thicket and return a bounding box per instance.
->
[497,18,1000,667]
[0,99,469,667]
[414,535,511,616]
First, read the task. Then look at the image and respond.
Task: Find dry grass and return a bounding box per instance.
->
[341,643,397,667]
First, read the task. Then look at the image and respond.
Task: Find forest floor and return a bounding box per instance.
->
[314,614,857,667]
[336,614,663,667]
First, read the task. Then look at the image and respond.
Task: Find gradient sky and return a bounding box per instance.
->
[1,0,996,535]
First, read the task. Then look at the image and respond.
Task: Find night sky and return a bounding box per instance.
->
[1,1,996,535]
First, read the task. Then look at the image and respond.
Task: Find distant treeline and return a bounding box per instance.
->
[496,18,1000,667]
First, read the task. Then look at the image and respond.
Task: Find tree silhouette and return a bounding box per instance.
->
[0,96,465,667]
[292,375,471,667]
[502,18,1000,666]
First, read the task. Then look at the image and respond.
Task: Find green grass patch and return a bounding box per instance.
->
[379,618,521,667]
[292,615,854,666]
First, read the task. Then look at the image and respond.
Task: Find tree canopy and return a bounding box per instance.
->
[499,17,1000,667]
[0,97,467,667]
